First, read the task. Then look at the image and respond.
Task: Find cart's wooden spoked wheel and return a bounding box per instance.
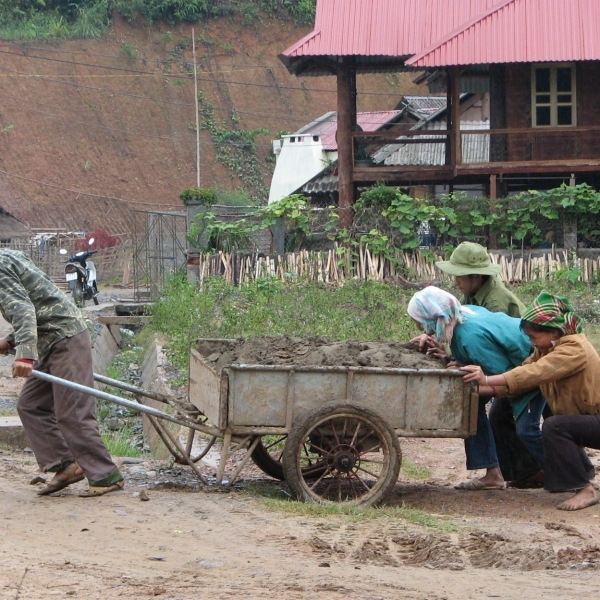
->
[251,435,326,481]
[282,404,401,507]
[251,435,287,480]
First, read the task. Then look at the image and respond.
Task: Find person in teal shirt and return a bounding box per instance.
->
[409,286,542,490]
[436,241,544,487]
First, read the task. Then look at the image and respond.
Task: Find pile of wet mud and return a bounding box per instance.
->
[195,335,442,372]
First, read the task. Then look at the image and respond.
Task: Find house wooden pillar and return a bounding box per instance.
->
[488,174,498,249]
[445,67,462,174]
[489,64,507,161]
[336,58,357,229]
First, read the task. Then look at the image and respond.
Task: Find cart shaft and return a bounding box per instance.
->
[31,369,209,434]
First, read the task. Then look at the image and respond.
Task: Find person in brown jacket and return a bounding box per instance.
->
[461,291,600,511]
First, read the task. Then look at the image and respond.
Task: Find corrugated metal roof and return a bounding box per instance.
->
[373,93,471,163]
[281,0,499,61]
[296,110,402,151]
[408,0,600,67]
[399,96,447,121]
[302,172,339,195]
[377,121,489,166]
[302,121,489,192]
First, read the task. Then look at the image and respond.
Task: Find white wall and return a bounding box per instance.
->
[268,135,332,204]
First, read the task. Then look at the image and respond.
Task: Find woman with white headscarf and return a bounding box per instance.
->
[408,286,542,490]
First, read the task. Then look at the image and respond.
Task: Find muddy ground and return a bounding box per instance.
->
[2,439,600,600]
[3,328,600,599]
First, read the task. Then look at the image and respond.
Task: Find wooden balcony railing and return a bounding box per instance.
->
[353,126,600,181]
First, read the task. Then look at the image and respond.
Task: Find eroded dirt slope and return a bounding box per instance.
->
[0,13,421,233]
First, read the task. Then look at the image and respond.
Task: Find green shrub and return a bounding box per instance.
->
[114,0,237,24]
[0,0,111,38]
[188,212,254,252]
[179,187,218,206]
[0,0,317,39]
[149,275,417,374]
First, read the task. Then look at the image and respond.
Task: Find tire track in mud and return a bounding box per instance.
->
[303,523,600,572]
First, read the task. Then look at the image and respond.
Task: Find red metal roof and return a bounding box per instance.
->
[298,110,402,150]
[282,0,499,60]
[407,0,600,67]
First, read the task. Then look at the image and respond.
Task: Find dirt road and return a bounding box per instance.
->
[2,308,600,599]
[1,437,600,600]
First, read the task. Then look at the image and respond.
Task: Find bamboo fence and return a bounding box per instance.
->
[190,246,600,287]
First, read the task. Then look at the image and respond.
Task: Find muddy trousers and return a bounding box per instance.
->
[542,415,598,492]
[17,329,118,482]
[464,395,499,470]
[489,393,545,482]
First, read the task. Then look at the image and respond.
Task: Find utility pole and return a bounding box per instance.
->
[187,28,203,285]
[192,27,200,187]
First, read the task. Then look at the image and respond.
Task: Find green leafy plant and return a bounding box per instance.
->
[197,91,269,203]
[0,0,111,39]
[358,183,398,209]
[338,183,600,254]
[119,42,139,60]
[188,211,254,253]
[353,144,371,162]
[179,187,218,206]
[0,0,316,39]
[353,185,435,251]
[258,194,310,252]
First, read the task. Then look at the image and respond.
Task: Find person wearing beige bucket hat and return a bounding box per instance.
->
[436,242,525,317]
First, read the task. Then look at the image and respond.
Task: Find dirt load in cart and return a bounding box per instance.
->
[189,336,477,507]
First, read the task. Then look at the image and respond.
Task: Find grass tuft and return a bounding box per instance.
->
[400,458,431,480]
[242,482,458,531]
[102,426,142,458]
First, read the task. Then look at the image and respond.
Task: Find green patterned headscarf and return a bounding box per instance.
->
[521,292,583,335]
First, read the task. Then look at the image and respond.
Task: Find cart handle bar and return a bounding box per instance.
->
[31,369,208,434]
[93,372,169,403]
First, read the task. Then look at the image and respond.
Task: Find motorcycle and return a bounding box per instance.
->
[59,238,99,306]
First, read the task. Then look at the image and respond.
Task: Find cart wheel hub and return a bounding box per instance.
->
[331,448,357,473]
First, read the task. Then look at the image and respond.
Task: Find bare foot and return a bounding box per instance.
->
[557,484,599,511]
[477,467,505,487]
[455,467,506,490]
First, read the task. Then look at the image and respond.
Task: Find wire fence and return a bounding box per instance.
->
[0,238,130,286]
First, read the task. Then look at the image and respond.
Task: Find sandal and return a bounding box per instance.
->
[37,463,85,496]
[455,478,506,490]
[79,480,124,497]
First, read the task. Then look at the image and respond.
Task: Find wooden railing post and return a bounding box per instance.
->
[564,173,578,250]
